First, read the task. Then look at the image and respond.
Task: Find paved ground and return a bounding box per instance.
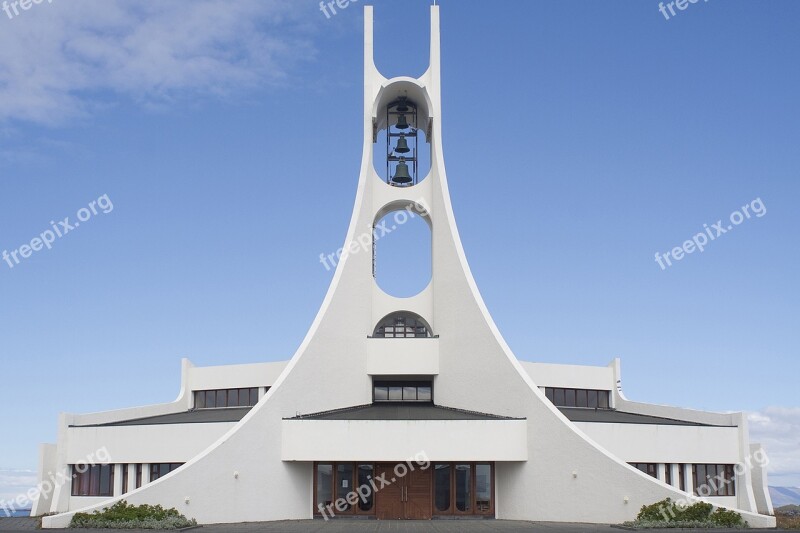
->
[0,517,768,532]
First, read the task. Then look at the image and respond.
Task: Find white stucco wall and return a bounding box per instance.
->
[281,419,528,461]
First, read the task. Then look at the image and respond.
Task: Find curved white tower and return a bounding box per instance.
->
[39,6,775,528]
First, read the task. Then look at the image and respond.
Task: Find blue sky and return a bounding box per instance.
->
[1,0,798,498]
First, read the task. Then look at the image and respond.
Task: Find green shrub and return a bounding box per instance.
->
[631,497,745,529]
[70,500,196,530]
[711,507,745,527]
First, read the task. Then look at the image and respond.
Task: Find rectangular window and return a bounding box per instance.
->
[315,463,333,512]
[545,388,611,409]
[630,463,658,478]
[373,380,434,403]
[565,389,576,407]
[122,465,128,494]
[71,465,114,497]
[475,463,492,512]
[434,464,451,513]
[665,464,672,486]
[455,464,471,513]
[679,464,686,492]
[194,388,263,409]
[693,464,736,497]
[136,464,142,488]
[336,463,354,513]
[150,463,183,482]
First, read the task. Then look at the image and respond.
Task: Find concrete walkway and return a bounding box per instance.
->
[0,517,762,532]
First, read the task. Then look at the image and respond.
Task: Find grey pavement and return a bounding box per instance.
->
[0,517,772,532]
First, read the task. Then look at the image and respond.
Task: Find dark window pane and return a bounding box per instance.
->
[588,390,598,408]
[374,387,388,401]
[565,389,576,407]
[576,389,587,407]
[403,386,417,401]
[316,464,333,511]
[434,464,451,512]
[388,387,403,401]
[357,465,374,511]
[598,391,609,409]
[238,388,249,407]
[99,465,112,496]
[250,388,259,405]
[122,465,129,494]
[665,464,672,486]
[476,464,492,513]
[195,391,205,409]
[215,390,227,408]
[545,388,554,402]
[206,390,216,408]
[455,464,471,512]
[136,464,142,488]
[417,386,432,402]
[554,388,565,406]
[90,465,101,496]
[228,389,239,406]
[336,463,354,513]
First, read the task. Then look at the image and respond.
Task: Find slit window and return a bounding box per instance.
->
[545,387,611,409]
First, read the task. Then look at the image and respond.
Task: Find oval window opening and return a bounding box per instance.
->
[374,210,431,298]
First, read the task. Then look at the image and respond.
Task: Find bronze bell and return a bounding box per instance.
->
[395,113,410,130]
[396,100,410,113]
[392,159,412,184]
[394,135,410,154]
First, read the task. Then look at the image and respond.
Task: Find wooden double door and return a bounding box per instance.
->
[375,463,432,520]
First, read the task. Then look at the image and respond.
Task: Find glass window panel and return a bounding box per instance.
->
[665,464,672,486]
[598,391,609,409]
[403,386,417,401]
[679,465,686,492]
[71,467,80,496]
[388,387,403,401]
[417,386,432,402]
[374,386,389,401]
[228,389,239,407]
[476,464,492,513]
[216,390,228,408]
[434,464,451,512]
[357,465,374,512]
[316,464,333,510]
[455,464,471,512]
[336,463,354,513]
[195,391,205,409]
[206,390,216,408]
[545,388,554,402]
[648,464,657,478]
[576,389,587,407]
[238,388,249,407]
[99,465,112,496]
[136,464,142,488]
[588,390,598,408]
[80,467,90,495]
[250,388,259,405]
[554,388,565,406]
[122,465,129,494]
[90,465,101,496]
[565,389,576,407]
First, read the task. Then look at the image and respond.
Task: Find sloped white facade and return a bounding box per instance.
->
[35,6,774,528]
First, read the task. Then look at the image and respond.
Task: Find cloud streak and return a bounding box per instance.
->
[0,0,315,125]
[0,469,36,504]
[749,407,800,487]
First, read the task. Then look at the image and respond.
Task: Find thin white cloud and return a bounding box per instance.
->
[0,0,315,125]
[748,407,800,487]
[0,469,37,504]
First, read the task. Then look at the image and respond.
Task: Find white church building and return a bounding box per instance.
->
[34,6,775,528]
